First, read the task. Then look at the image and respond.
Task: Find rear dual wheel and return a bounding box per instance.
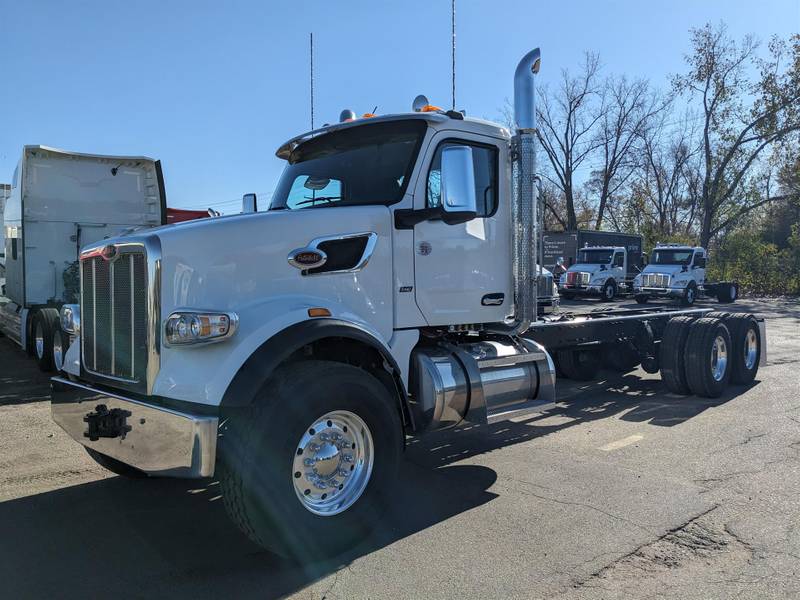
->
[556,348,600,380]
[31,309,60,372]
[706,312,761,385]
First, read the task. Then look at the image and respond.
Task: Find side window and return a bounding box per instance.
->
[613,252,624,267]
[427,142,497,217]
[694,254,706,268]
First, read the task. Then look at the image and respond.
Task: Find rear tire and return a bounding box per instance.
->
[724,314,761,384]
[218,360,403,560]
[85,447,148,478]
[32,309,59,372]
[684,318,732,398]
[659,316,695,395]
[635,294,649,304]
[556,348,600,380]
[716,282,738,303]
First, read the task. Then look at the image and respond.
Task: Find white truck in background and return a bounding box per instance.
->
[0,146,167,370]
[633,243,738,306]
[49,49,765,560]
[558,245,639,301]
[0,183,10,275]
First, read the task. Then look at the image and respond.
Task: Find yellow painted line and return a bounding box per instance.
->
[599,434,644,452]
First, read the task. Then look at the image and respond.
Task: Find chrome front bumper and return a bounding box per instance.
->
[51,377,218,478]
[635,286,684,298]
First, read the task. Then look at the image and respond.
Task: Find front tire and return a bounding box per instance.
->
[219,360,403,559]
[680,283,697,306]
[52,326,70,373]
[601,280,616,302]
[635,294,649,304]
[32,309,59,372]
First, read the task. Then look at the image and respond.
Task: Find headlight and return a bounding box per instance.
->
[60,304,80,334]
[165,311,238,346]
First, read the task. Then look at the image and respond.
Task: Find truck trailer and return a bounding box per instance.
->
[0,146,166,371]
[50,49,766,559]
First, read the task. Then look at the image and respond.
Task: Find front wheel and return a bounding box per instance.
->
[680,283,697,306]
[219,360,403,560]
[601,280,616,302]
[53,326,70,373]
[635,294,649,304]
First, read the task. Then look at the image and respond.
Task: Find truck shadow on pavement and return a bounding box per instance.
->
[0,459,497,598]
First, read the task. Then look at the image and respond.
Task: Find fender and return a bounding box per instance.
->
[220,318,412,425]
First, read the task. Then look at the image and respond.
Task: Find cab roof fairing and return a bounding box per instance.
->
[275,112,511,160]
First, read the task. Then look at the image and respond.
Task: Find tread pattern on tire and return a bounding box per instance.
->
[684,318,732,398]
[659,316,695,394]
[33,309,59,372]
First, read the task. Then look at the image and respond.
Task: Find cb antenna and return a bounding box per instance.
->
[310,32,315,130]
[451,0,456,110]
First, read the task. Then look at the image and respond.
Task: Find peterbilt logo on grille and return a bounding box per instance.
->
[100,245,118,261]
[288,247,327,270]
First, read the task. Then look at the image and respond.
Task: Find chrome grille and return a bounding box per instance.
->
[82,250,147,382]
[565,271,590,286]
[642,273,670,288]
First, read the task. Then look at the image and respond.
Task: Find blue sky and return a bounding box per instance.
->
[1,0,797,212]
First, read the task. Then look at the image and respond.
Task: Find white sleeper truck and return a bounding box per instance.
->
[50,49,766,559]
[0,146,166,371]
[633,243,738,306]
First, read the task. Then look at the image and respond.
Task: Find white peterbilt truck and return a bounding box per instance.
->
[50,49,765,559]
[633,243,738,306]
[558,244,641,301]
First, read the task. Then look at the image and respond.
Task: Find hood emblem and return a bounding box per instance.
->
[288,247,327,270]
[100,244,118,261]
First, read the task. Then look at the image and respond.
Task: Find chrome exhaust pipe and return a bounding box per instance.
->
[489,48,541,336]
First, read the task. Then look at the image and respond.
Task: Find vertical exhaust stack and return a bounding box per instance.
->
[509,48,541,335]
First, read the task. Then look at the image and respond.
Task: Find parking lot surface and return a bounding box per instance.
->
[0,298,798,599]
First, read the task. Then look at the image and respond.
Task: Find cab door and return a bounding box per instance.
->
[691,250,706,286]
[411,132,511,326]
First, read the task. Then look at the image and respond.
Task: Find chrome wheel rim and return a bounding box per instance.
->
[687,288,694,304]
[292,410,374,516]
[605,284,614,299]
[711,335,728,381]
[744,328,757,370]
[35,322,45,359]
[53,334,64,371]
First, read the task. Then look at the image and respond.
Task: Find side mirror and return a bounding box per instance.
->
[242,193,258,213]
[439,146,477,225]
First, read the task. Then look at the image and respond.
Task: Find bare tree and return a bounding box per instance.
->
[673,25,800,247]
[589,78,669,230]
[536,52,604,230]
[633,109,702,236]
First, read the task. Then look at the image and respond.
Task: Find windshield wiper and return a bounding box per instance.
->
[295,196,342,206]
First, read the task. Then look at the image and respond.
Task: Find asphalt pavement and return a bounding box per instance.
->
[0,297,798,599]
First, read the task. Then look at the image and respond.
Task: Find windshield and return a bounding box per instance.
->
[577,249,613,264]
[270,120,426,210]
[652,249,693,265]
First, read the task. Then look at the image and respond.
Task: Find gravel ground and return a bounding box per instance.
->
[0,298,797,599]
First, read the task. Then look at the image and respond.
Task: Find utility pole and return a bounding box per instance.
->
[451,0,456,110]
[310,32,315,130]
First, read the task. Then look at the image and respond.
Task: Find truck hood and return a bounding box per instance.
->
[641,264,689,276]
[567,264,607,275]
[91,205,396,342]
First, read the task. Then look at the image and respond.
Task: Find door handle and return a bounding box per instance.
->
[481,293,505,306]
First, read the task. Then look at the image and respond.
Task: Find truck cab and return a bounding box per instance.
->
[558,245,626,301]
[634,244,706,305]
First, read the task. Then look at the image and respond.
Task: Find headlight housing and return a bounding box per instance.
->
[59,304,80,335]
[164,311,238,346]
